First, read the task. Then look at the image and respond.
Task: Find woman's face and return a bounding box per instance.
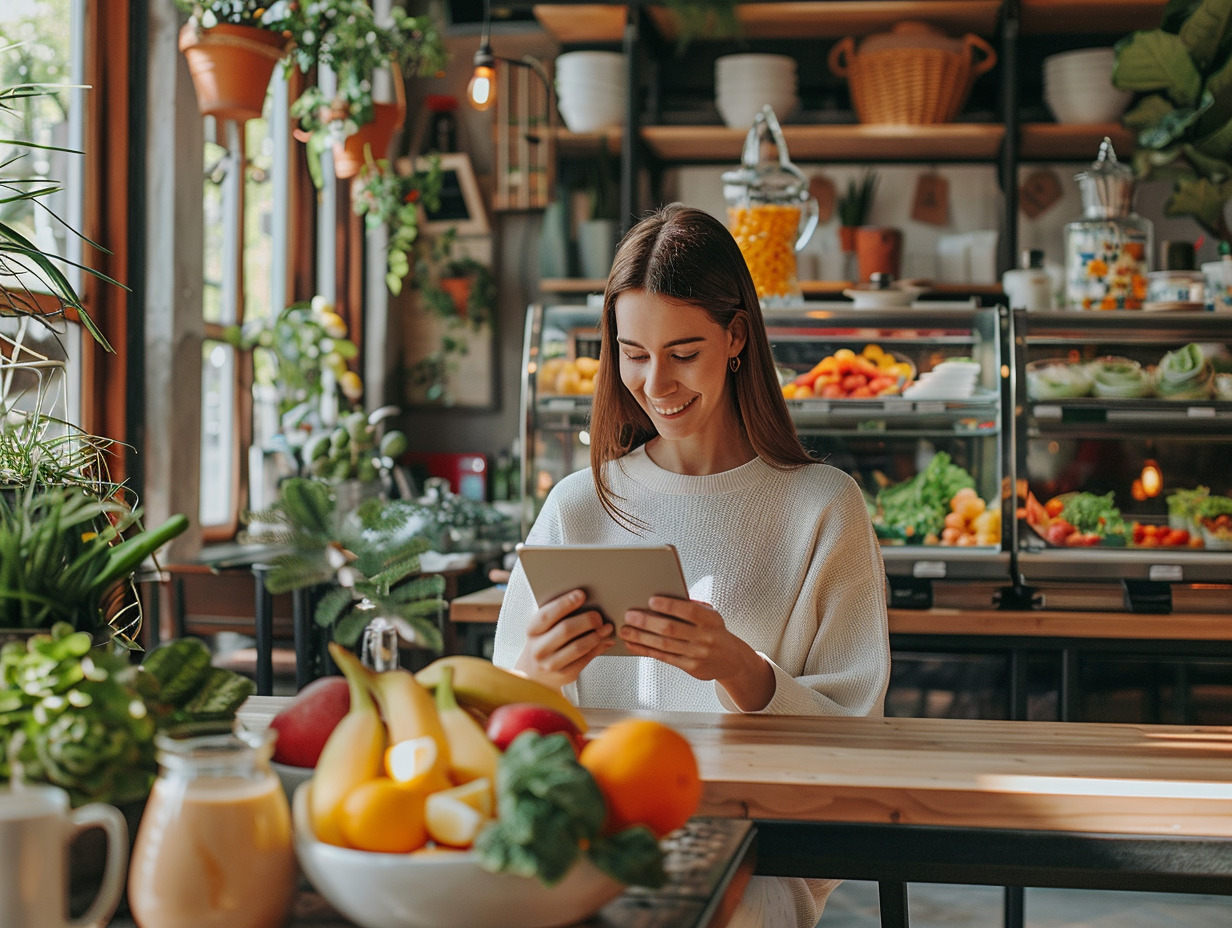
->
[613,289,745,449]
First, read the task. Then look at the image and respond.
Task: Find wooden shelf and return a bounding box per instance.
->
[534,1,1162,43]
[647,1,1001,40]
[1019,0,1163,35]
[643,124,1006,161]
[1019,123,1135,161]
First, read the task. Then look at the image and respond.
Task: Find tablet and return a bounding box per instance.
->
[516,544,689,657]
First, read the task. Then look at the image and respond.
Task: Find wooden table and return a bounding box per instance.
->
[578,707,1232,928]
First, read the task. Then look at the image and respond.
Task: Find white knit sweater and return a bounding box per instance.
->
[493,447,891,928]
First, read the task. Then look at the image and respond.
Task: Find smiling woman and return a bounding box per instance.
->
[493,204,891,928]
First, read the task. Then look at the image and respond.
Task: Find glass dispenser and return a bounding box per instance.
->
[722,105,818,306]
[1063,136,1152,310]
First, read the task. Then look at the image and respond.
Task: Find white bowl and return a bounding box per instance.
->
[272,761,313,803]
[716,53,796,80]
[717,94,799,129]
[292,784,624,928]
[1043,47,1116,71]
[555,51,625,76]
[558,99,625,133]
[842,285,925,309]
[1045,90,1131,124]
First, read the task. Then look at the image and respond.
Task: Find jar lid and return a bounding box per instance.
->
[720,105,808,202]
[1074,137,1136,218]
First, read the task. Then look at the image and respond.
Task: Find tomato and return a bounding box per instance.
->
[1163,529,1190,547]
[1064,532,1102,547]
[1044,497,1065,518]
[1132,523,1147,544]
[1045,521,1075,546]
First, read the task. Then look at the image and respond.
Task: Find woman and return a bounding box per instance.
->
[493,203,889,927]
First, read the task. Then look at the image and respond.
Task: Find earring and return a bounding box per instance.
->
[729,356,741,373]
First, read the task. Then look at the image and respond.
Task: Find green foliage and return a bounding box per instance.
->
[282,2,449,187]
[1,626,254,806]
[874,451,975,542]
[838,169,878,227]
[171,0,294,29]
[1115,0,1232,239]
[0,485,188,644]
[0,412,123,499]
[475,731,666,888]
[414,229,497,328]
[223,296,360,431]
[664,0,740,53]
[246,478,445,651]
[0,41,117,348]
[352,156,443,296]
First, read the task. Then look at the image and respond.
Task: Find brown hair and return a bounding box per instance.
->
[589,203,814,528]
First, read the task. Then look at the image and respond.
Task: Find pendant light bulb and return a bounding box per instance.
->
[468,46,497,111]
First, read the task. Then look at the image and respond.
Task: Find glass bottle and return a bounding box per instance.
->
[721,105,819,307]
[127,729,295,928]
[1063,137,1152,310]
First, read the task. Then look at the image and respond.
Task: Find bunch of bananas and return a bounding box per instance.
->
[309,648,587,853]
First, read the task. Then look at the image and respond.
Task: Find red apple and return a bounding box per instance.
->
[269,675,351,768]
[485,703,585,754]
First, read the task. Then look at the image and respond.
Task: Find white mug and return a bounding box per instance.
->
[0,784,127,928]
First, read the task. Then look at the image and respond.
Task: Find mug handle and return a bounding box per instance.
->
[68,803,128,928]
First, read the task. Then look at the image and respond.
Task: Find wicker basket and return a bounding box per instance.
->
[829,32,996,125]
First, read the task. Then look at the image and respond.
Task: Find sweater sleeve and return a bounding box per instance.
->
[716,472,890,719]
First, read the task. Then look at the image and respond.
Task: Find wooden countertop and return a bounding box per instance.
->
[240,699,1232,839]
[448,586,1232,641]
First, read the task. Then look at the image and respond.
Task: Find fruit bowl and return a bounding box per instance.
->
[272,761,313,803]
[292,784,624,928]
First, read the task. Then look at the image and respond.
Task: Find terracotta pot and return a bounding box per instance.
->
[855,225,903,282]
[333,101,405,179]
[838,225,858,252]
[178,23,287,123]
[438,277,471,318]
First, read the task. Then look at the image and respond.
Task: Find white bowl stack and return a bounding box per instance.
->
[715,54,799,129]
[555,51,627,133]
[903,360,982,399]
[1043,48,1133,124]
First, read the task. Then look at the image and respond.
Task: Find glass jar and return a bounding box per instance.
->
[722,105,818,306]
[127,729,295,928]
[1063,137,1152,310]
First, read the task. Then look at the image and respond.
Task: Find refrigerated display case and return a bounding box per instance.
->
[1012,309,1232,605]
[518,300,1015,603]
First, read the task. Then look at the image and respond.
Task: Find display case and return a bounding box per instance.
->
[519,300,1014,602]
[1013,309,1232,601]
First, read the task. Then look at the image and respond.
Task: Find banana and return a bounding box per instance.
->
[415,655,588,733]
[435,666,500,786]
[368,663,451,760]
[310,643,386,847]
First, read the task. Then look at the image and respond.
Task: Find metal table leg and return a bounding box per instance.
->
[878,881,909,928]
[250,564,274,696]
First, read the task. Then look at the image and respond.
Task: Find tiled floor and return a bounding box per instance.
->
[821,880,1231,927]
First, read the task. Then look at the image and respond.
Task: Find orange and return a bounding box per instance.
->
[339,777,429,853]
[579,718,702,837]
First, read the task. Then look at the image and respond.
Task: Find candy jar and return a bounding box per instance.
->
[1063,136,1152,310]
[722,105,819,306]
[128,729,295,928]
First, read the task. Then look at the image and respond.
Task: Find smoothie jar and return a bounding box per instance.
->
[127,728,295,928]
[722,105,818,306]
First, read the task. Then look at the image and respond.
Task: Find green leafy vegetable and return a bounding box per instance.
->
[1,625,254,807]
[1167,485,1209,519]
[875,452,975,541]
[1059,491,1126,538]
[474,731,665,889]
[1155,342,1213,398]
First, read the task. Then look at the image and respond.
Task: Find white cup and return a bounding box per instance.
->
[0,785,127,928]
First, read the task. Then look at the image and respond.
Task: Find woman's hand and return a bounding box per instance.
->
[621,596,775,711]
[513,588,615,688]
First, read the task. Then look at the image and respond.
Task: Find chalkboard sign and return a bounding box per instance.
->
[422,153,489,235]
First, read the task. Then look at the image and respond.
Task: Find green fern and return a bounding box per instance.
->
[246,477,445,653]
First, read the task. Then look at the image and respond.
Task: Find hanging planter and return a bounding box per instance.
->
[178,22,287,123]
[333,73,406,180]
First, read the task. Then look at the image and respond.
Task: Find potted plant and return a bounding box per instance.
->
[415,229,497,329]
[351,155,444,295]
[172,1,296,123]
[245,477,446,652]
[283,2,449,186]
[837,168,878,253]
[576,136,622,279]
[1113,0,1232,244]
